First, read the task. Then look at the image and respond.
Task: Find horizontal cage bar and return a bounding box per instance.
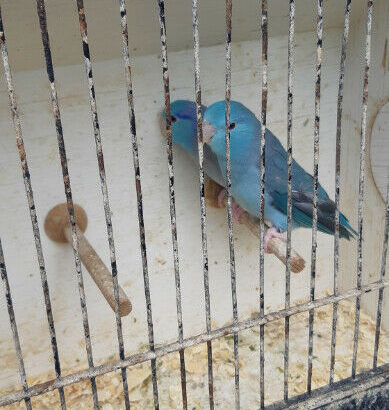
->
[1,278,387,407]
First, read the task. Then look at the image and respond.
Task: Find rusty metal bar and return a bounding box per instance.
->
[74,1,130,406]
[259,0,268,408]
[0,6,66,408]
[284,0,295,402]
[225,0,240,408]
[352,0,373,379]
[373,178,389,369]
[329,0,351,386]
[117,0,159,406]
[191,1,214,408]
[35,0,98,407]
[156,1,187,408]
[1,279,387,407]
[307,0,323,395]
[0,240,32,410]
[267,364,389,410]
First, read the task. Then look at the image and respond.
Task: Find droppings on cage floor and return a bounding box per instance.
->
[2,298,388,409]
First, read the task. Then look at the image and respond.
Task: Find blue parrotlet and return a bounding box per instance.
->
[201,100,357,252]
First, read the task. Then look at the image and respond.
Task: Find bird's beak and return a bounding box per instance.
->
[202,121,216,144]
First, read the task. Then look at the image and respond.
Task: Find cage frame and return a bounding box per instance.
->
[0,0,388,409]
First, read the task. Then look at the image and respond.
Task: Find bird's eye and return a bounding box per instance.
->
[171,115,177,123]
[229,122,236,130]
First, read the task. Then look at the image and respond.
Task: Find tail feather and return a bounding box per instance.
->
[285,190,357,240]
[339,214,357,240]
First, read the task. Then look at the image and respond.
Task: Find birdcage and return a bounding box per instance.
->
[0,0,388,408]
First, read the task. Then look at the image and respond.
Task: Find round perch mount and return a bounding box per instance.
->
[44,203,88,243]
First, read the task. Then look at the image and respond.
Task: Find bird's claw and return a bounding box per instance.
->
[217,188,227,208]
[264,227,287,253]
[217,189,244,223]
[232,202,244,223]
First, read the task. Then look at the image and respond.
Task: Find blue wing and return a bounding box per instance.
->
[207,100,356,239]
[263,130,356,239]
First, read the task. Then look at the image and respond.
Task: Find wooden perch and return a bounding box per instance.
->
[205,178,305,273]
[45,204,132,316]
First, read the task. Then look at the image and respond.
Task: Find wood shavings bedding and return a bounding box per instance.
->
[2,299,388,409]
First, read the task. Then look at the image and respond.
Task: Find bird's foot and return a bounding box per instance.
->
[264,227,287,253]
[232,201,244,223]
[217,188,227,208]
[217,188,243,223]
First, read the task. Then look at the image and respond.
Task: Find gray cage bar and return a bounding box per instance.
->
[0,240,32,410]
[117,0,160,408]
[352,0,374,379]
[259,0,268,408]
[373,179,389,369]
[330,0,352,386]
[36,0,99,407]
[224,0,241,408]
[284,0,295,402]
[307,0,323,395]
[191,0,215,408]
[74,1,131,407]
[0,5,66,408]
[156,1,188,408]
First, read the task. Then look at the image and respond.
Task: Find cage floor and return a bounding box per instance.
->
[2,298,388,409]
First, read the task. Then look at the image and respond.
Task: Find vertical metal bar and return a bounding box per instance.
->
[329,0,351,386]
[373,178,389,369]
[284,0,295,402]
[351,0,373,379]
[191,1,214,408]
[117,1,159,407]
[0,240,32,410]
[0,7,66,408]
[35,1,99,407]
[307,0,323,395]
[156,1,187,408]
[225,1,240,408]
[74,2,130,407]
[259,0,268,408]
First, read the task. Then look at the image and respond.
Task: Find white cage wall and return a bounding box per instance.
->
[0,0,388,408]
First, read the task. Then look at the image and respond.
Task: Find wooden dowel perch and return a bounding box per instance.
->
[205,178,305,273]
[44,204,132,316]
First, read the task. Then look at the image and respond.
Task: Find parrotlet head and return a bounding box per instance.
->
[161,100,206,156]
[203,100,260,158]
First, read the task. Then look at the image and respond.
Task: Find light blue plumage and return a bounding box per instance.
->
[202,100,357,242]
[163,100,224,186]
